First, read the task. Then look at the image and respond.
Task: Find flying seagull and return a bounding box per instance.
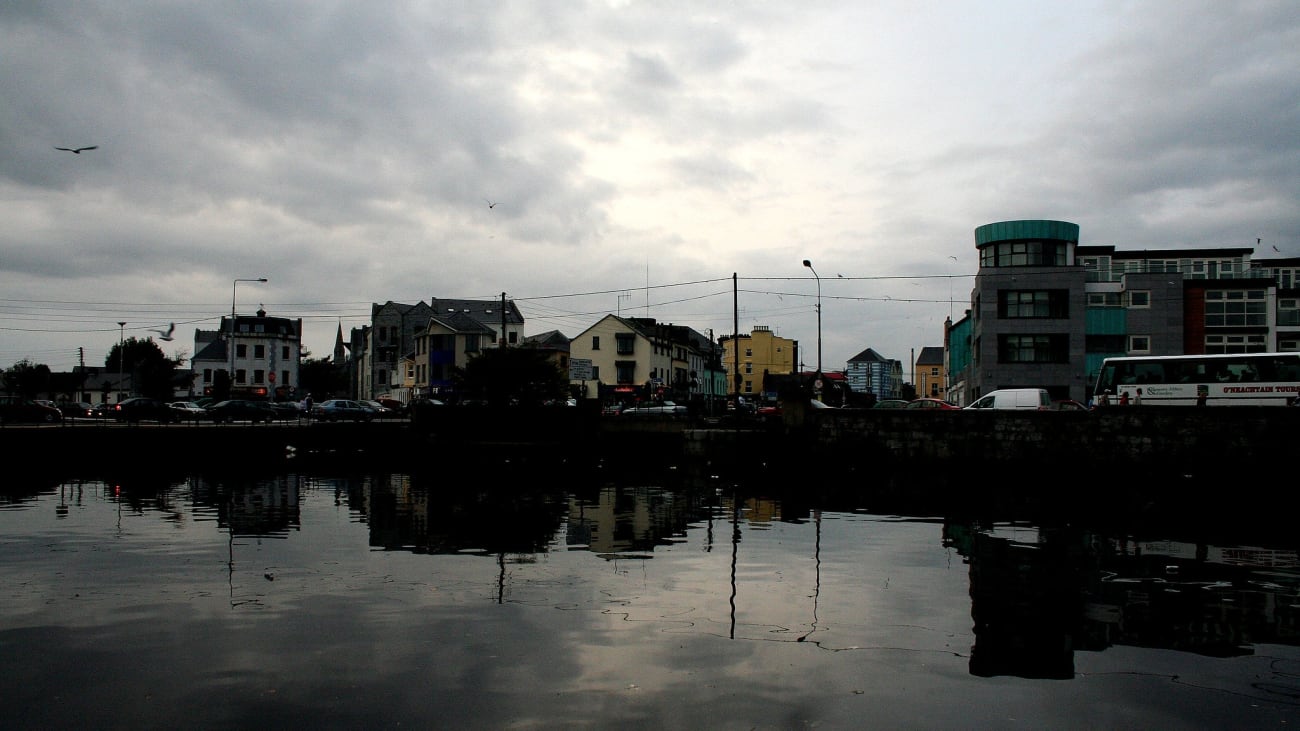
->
[150,323,175,341]
[485,199,497,209]
[54,146,98,154]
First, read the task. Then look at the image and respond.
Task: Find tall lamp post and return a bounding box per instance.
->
[230,277,268,397]
[117,321,126,402]
[802,259,822,374]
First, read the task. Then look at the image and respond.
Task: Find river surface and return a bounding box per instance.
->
[2,461,1298,730]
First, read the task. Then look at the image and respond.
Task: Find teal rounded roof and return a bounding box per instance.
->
[974,220,1079,245]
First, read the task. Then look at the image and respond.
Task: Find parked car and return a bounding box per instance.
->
[91,402,118,419]
[964,388,1052,411]
[904,398,960,410]
[376,398,409,416]
[312,399,374,422]
[206,399,276,424]
[619,400,688,416]
[1050,399,1089,411]
[113,397,176,423]
[268,401,304,420]
[0,396,63,424]
[169,401,210,421]
[361,400,396,418]
[58,401,95,419]
[872,399,910,409]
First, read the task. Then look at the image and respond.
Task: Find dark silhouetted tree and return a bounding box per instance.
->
[298,356,349,399]
[104,337,185,400]
[3,359,52,398]
[452,348,568,407]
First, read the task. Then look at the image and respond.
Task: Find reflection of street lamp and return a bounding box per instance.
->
[802,260,822,375]
[230,278,268,396]
[117,321,126,401]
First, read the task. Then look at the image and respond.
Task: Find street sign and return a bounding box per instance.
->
[569,358,593,381]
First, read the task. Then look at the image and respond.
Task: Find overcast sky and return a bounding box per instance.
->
[3,1,1297,376]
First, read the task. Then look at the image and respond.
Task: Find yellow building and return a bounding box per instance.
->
[719,326,798,398]
[914,346,947,400]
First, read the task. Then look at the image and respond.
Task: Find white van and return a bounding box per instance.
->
[964,388,1051,410]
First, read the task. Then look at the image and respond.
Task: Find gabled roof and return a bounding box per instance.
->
[915,346,945,366]
[428,311,495,334]
[429,298,524,326]
[522,330,570,348]
[848,347,889,363]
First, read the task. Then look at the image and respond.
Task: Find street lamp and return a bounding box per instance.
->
[230,277,268,397]
[802,260,822,375]
[117,321,126,401]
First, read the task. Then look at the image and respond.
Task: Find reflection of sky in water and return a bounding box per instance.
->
[2,475,1299,728]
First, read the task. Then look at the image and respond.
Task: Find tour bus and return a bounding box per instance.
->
[1093,352,1300,406]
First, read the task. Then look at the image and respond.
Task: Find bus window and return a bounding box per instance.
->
[1134,363,1164,384]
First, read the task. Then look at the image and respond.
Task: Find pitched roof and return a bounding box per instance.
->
[848,347,889,363]
[915,346,945,366]
[428,311,495,334]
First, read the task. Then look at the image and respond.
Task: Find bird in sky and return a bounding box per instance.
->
[150,323,175,341]
[485,199,497,209]
[1274,245,1282,253]
[54,145,98,154]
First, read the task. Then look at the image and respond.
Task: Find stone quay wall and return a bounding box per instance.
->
[6,405,1296,481]
[776,404,1300,477]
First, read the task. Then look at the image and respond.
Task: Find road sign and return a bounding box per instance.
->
[569,358,593,381]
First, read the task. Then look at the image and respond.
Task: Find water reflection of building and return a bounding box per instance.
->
[362,474,567,555]
[219,477,301,536]
[945,522,1300,679]
[566,487,779,555]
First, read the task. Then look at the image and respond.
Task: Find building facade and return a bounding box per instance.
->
[719,326,798,399]
[356,298,525,400]
[845,347,903,399]
[913,346,946,399]
[191,308,303,400]
[568,316,723,408]
[948,219,1300,404]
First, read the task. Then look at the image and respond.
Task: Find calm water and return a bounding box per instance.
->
[2,463,1299,730]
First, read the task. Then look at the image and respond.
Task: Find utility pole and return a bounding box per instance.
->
[732,273,740,399]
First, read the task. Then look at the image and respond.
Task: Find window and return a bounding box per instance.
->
[1205,334,1268,354]
[1087,292,1122,307]
[615,333,636,355]
[1128,336,1151,354]
[203,368,212,383]
[744,363,752,374]
[378,369,387,386]
[1205,290,1267,327]
[282,346,290,359]
[1279,299,1300,327]
[997,334,1068,363]
[282,370,290,385]
[999,290,1067,318]
[253,369,265,384]
[235,369,246,384]
[592,336,600,351]
[591,365,600,380]
[508,332,518,344]
[745,348,752,357]
[236,344,247,358]
[465,335,480,352]
[1127,291,1150,309]
[615,361,636,383]
[254,344,266,359]
[980,239,1069,267]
